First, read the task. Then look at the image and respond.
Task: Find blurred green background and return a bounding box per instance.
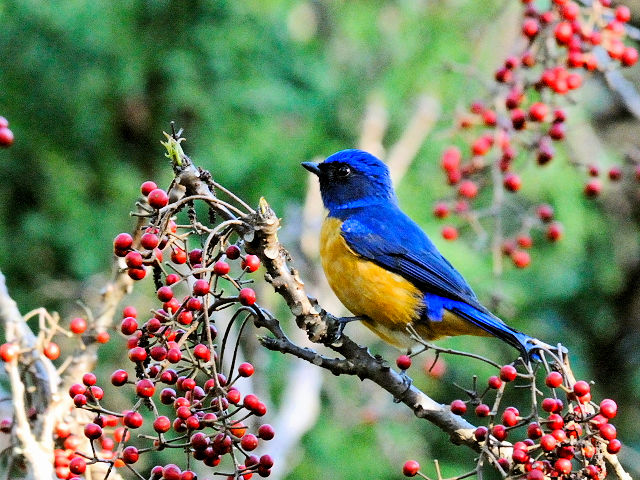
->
[1,0,640,478]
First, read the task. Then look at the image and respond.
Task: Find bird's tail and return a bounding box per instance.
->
[450,304,545,362]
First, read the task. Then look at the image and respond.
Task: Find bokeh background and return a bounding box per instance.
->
[1,0,640,478]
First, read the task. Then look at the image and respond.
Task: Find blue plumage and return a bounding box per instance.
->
[303,149,542,359]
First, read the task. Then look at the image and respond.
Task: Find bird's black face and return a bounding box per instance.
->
[302,149,396,214]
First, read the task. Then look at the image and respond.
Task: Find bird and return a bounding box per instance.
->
[302,149,544,360]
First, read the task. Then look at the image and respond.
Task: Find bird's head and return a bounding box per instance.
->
[302,149,396,214]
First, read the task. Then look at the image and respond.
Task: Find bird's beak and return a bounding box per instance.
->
[301,161,320,176]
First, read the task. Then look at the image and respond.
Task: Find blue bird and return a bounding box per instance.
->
[302,149,544,360]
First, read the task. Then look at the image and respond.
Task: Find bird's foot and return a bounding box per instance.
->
[331,315,367,341]
[524,339,568,363]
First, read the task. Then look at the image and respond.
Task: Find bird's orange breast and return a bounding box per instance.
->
[319,217,425,348]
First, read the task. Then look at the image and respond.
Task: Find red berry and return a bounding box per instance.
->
[0,128,14,147]
[193,344,211,362]
[257,424,275,440]
[471,136,492,156]
[69,457,86,475]
[529,102,548,122]
[124,251,143,269]
[136,379,155,397]
[163,465,182,480]
[608,166,622,181]
[148,188,169,209]
[239,288,257,306]
[441,225,458,241]
[546,222,563,242]
[432,202,449,219]
[607,438,622,454]
[166,273,180,285]
[0,343,19,362]
[599,422,617,440]
[482,109,497,126]
[516,234,532,249]
[548,121,565,141]
[450,399,467,415]
[502,409,518,427]
[475,404,490,417]
[242,254,261,272]
[600,399,618,419]
[474,426,488,441]
[499,365,517,382]
[188,248,203,265]
[511,108,526,130]
[111,369,128,386]
[492,424,507,441]
[193,279,210,296]
[238,362,255,377]
[396,355,412,370]
[123,410,143,429]
[122,446,139,464]
[157,286,174,302]
[615,5,631,22]
[573,380,590,397]
[537,204,554,222]
[527,422,542,439]
[548,413,564,430]
[458,180,478,199]
[95,331,110,343]
[545,371,563,388]
[140,181,157,196]
[82,372,97,386]
[621,47,639,67]
[554,21,573,44]
[214,261,230,275]
[441,147,461,172]
[487,376,502,389]
[171,248,187,264]
[402,460,420,477]
[0,116,8,129]
[522,18,539,38]
[44,342,60,360]
[128,346,147,362]
[503,173,521,192]
[540,433,557,452]
[140,232,159,250]
[70,317,87,334]
[243,394,261,411]
[113,233,134,251]
[512,448,529,464]
[226,244,241,259]
[554,458,572,475]
[84,423,102,439]
[511,250,530,268]
[120,317,138,335]
[241,433,259,451]
[153,416,171,433]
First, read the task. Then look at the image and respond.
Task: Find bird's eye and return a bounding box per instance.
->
[336,165,351,178]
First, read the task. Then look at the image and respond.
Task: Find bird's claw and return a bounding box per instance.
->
[331,315,367,342]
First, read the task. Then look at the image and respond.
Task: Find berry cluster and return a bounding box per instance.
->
[61,176,273,479]
[403,362,620,478]
[0,116,14,148]
[434,0,639,269]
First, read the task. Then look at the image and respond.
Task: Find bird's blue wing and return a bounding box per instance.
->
[338,206,541,358]
[338,205,488,313]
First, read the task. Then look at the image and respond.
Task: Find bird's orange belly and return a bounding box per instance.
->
[320,217,425,348]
